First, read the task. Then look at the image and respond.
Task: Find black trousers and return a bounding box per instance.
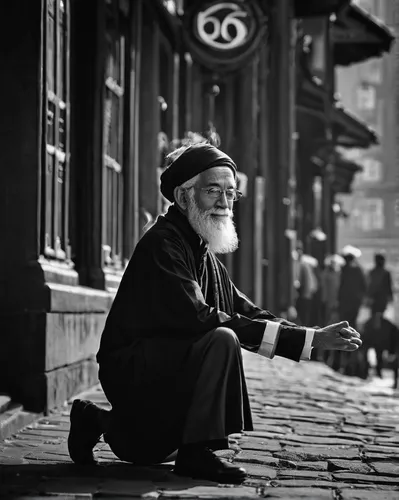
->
[99,327,250,465]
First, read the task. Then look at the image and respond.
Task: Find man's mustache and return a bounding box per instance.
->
[206,210,233,217]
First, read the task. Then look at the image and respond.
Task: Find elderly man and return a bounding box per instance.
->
[68,143,361,484]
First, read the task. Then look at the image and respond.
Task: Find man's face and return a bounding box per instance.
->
[185,167,239,254]
[194,167,236,212]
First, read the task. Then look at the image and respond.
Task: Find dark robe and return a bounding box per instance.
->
[338,263,367,320]
[367,267,393,314]
[97,205,307,451]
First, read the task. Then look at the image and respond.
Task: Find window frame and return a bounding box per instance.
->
[41,0,71,263]
[101,0,128,273]
[352,197,385,231]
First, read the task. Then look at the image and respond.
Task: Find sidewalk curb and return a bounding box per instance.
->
[0,404,42,441]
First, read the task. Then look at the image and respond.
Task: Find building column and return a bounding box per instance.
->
[267,0,297,314]
[257,41,270,309]
[71,0,106,289]
[234,59,259,300]
[322,16,335,257]
[138,8,161,223]
[125,0,142,253]
[0,0,47,312]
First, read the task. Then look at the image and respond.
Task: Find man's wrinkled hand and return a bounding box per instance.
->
[312,321,362,352]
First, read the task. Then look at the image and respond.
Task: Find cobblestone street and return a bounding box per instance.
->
[1,351,399,499]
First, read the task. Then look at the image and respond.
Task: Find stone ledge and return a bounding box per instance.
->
[0,311,106,374]
[1,358,99,414]
[33,359,99,413]
[0,395,11,413]
[0,403,41,441]
[48,282,114,313]
[40,259,79,287]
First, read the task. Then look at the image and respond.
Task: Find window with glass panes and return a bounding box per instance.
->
[102,0,128,269]
[42,0,70,261]
[351,198,384,230]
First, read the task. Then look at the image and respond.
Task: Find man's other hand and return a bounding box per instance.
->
[312,321,362,351]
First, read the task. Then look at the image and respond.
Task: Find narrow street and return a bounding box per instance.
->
[1,351,399,499]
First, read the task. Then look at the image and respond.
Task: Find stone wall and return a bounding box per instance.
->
[0,284,112,413]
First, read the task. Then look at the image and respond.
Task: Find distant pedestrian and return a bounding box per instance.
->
[366,253,393,323]
[320,254,342,325]
[338,246,366,329]
[293,243,318,326]
[357,253,396,381]
[333,246,366,375]
[320,255,342,367]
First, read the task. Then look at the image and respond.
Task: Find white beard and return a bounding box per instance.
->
[186,196,239,254]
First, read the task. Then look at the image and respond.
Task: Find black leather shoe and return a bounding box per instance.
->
[68,399,103,465]
[174,446,247,484]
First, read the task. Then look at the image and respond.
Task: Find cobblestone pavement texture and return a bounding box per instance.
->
[1,351,399,499]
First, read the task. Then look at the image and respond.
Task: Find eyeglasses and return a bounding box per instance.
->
[196,187,243,202]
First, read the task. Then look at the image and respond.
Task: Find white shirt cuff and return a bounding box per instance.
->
[258,322,281,359]
[300,328,316,361]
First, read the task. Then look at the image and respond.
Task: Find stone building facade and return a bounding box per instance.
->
[0,0,393,414]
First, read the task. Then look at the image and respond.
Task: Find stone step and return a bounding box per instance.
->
[0,401,41,441]
[0,394,12,413]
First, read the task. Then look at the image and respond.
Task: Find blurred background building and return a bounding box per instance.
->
[0,0,394,414]
[336,0,399,324]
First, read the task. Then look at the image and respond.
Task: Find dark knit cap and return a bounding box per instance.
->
[160,143,237,203]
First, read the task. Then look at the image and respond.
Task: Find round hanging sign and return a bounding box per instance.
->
[183,0,267,72]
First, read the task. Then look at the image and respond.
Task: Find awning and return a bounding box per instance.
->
[333,104,378,148]
[297,73,326,112]
[332,4,394,66]
[331,152,363,193]
[295,0,349,18]
[297,74,378,149]
[310,150,362,193]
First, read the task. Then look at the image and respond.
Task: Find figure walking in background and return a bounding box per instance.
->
[366,252,393,329]
[360,253,396,381]
[293,241,318,326]
[333,246,366,374]
[320,254,343,366]
[320,254,343,326]
[338,246,367,330]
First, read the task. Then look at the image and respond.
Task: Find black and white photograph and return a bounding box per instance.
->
[1,0,399,498]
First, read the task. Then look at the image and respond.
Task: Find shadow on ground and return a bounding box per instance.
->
[0,462,218,498]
